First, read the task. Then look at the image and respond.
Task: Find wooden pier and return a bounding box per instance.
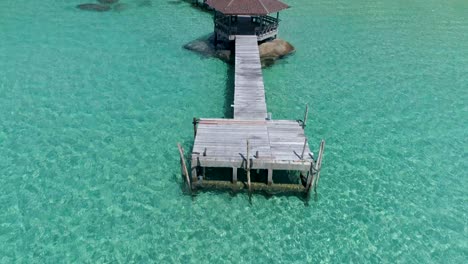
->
[178,34,325,195]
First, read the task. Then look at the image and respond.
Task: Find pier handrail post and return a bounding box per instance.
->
[302,104,309,129]
[177,143,192,193]
[246,139,251,193]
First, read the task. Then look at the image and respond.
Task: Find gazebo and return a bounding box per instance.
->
[205,0,289,44]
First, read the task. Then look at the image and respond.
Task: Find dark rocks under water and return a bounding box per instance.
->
[76,1,145,12]
[97,0,119,4]
[76,3,111,12]
[184,35,295,67]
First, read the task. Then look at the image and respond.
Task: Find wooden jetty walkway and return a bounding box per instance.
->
[234,36,267,120]
[178,35,325,195]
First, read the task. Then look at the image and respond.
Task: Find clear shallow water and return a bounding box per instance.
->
[0,0,467,262]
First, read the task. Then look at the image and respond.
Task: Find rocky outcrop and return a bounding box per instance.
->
[259,39,295,67]
[184,35,295,67]
[76,3,111,12]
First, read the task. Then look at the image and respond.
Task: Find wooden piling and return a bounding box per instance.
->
[314,140,325,192]
[192,165,198,183]
[267,169,273,186]
[193,117,198,138]
[246,139,251,192]
[301,138,307,160]
[232,167,238,184]
[306,160,315,192]
[177,143,191,192]
[302,104,309,129]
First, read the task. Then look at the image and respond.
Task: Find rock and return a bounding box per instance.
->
[215,50,232,62]
[76,3,111,12]
[97,0,119,4]
[184,35,294,66]
[259,39,295,66]
[184,36,233,63]
[184,38,216,57]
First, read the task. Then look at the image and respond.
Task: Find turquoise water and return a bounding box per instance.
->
[0,0,467,262]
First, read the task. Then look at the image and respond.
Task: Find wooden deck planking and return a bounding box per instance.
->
[192,118,313,170]
[234,35,267,120]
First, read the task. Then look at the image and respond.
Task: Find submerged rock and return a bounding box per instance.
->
[76,3,111,12]
[184,39,215,57]
[215,50,232,62]
[97,0,119,4]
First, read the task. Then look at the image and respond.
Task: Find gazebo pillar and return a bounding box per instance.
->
[213,11,218,46]
[260,15,264,33]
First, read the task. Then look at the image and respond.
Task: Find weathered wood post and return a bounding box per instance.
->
[191,156,199,185]
[246,139,251,192]
[300,138,307,160]
[193,117,198,138]
[302,104,309,129]
[232,167,238,184]
[306,159,315,193]
[267,169,273,186]
[213,11,218,47]
[313,140,325,192]
[177,143,191,192]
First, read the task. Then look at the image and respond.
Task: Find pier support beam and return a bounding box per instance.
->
[191,167,198,184]
[191,157,198,184]
[232,167,237,184]
[267,169,273,186]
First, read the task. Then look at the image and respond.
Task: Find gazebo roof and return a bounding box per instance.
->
[205,0,289,15]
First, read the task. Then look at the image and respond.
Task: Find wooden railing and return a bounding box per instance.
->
[215,15,278,39]
[215,16,237,36]
[255,16,279,37]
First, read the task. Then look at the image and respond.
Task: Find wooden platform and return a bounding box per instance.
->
[192,118,313,171]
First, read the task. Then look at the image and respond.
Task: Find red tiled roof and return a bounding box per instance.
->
[205,0,289,15]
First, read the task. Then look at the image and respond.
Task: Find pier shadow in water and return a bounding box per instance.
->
[223,63,235,118]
